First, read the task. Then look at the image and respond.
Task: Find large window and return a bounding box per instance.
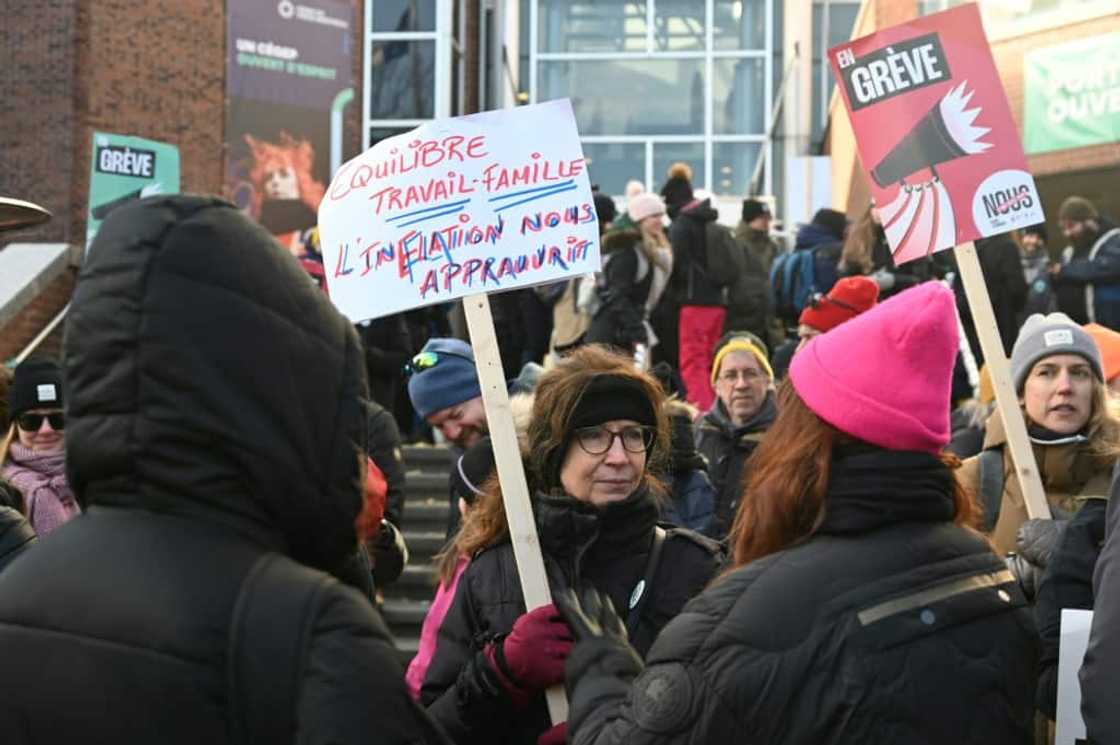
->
[364,0,452,149]
[530,0,774,197]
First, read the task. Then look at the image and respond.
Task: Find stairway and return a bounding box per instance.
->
[381,444,453,667]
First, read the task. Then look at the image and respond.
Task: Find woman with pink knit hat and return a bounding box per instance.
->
[552,283,1037,745]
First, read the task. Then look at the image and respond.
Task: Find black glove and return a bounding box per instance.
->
[1006,518,1067,602]
[554,586,630,644]
[370,519,409,588]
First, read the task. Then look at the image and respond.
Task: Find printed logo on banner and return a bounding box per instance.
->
[95,145,157,178]
[318,99,600,323]
[828,3,1045,266]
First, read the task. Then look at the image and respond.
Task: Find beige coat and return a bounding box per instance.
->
[958,412,1114,555]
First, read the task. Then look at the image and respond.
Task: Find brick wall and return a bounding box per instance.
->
[0,1,80,245]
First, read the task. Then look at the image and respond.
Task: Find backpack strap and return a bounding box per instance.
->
[626,525,667,638]
[227,553,333,745]
[978,447,1005,533]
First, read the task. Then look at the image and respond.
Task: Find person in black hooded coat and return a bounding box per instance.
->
[0,196,446,745]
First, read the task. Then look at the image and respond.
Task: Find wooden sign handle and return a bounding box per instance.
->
[462,293,569,724]
[954,242,1051,521]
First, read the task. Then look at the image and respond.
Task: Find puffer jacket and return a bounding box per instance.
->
[421,484,722,745]
[695,392,777,538]
[669,199,730,307]
[0,196,445,745]
[958,412,1115,555]
[0,506,35,573]
[585,230,658,350]
[564,449,1038,745]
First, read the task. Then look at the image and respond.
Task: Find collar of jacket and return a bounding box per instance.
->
[817,446,956,536]
[601,228,641,255]
[533,484,658,577]
[983,411,1111,492]
[704,390,778,441]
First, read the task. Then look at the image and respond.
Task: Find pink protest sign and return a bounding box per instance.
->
[828,3,1044,265]
[318,99,599,322]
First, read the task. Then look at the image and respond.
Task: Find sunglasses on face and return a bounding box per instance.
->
[16,412,65,432]
[574,425,655,455]
[402,350,475,377]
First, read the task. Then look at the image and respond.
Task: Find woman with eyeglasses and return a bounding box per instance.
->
[420,345,722,745]
[1,358,79,536]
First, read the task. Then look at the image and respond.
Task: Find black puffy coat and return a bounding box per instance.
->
[565,450,1038,745]
[669,200,730,307]
[585,230,656,350]
[0,196,444,745]
[0,506,34,573]
[694,392,777,539]
[366,398,407,525]
[421,485,722,745]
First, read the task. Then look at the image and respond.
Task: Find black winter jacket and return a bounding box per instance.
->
[0,506,34,573]
[953,234,1028,362]
[366,398,407,525]
[586,230,656,350]
[0,196,445,745]
[421,486,722,745]
[669,200,731,307]
[695,392,777,539]
[564,450,1038,745]
[1082,480,1120,743]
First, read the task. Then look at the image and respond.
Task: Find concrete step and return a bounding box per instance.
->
[403,497,450,531]
[381,597,432,628]
[398,562,439,592]
[403,444,453,469]
[406,470,451,498]
[404,529,449,559]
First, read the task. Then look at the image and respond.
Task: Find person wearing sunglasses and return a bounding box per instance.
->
[1,358,78,537]
[407,338,489,451]
[420,345,722,745]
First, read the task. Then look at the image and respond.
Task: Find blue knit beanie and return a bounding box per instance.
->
[407,338,482,419]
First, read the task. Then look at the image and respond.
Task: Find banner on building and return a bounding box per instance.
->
[318,99,599,323]
[87,132,180,247]
[1025,32,1120,155]
[225,0,353,265]
[828,3,1044,265]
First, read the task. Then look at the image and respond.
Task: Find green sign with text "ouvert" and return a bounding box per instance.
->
[1024,32,1120,155]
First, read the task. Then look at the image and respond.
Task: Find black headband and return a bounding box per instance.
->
[570,375,657,430]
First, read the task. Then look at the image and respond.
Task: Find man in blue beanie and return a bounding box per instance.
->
[407,338,488,450]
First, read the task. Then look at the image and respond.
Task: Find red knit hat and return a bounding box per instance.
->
[798,276,880,333]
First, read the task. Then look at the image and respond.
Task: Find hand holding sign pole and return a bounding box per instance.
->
[829,2,1050,520]
[319,99,601,724]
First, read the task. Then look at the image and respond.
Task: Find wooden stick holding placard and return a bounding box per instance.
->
[462,292,569,725]
[954,241,1051,520]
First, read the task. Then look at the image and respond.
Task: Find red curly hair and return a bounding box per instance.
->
[244,132,326,217]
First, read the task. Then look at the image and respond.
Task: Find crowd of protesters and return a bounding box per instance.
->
[0,167,1119,744]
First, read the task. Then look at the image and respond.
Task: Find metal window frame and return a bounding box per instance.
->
[528,0,774,196]
[363,0,453,151]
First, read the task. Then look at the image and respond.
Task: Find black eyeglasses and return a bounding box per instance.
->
[16,412,65,432]
[574,425,654,455]
[806,292,860,313]
[402,350,475,377]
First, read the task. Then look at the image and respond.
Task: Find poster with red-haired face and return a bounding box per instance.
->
[828,3,1044,265]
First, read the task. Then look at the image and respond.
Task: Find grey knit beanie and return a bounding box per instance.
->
[1010,313,1103,392]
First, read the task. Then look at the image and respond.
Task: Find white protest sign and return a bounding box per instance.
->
[1056,608,1093,745]
[318,99,599,322]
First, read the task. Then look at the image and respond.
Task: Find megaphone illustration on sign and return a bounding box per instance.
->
[875,81,991,264]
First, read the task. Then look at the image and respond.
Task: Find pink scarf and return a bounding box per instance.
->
[2,442,80,536]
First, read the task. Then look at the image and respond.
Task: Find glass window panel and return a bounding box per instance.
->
[369,127,414,148]
[714,0,767,50]
[653,143,705,192]
[581,142,646,196]
[372,0,436,32]
[369,40,435,119]
[712,142,762,196]
[539,59,705,135]
[713,58,766,135]
[539,0,647,53]
[653,0,705,51]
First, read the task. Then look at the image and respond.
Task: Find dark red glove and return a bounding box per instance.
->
[486,603,573,697]
[538,722,567,745]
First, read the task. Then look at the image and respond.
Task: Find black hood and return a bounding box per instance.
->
[64,195,368,573]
